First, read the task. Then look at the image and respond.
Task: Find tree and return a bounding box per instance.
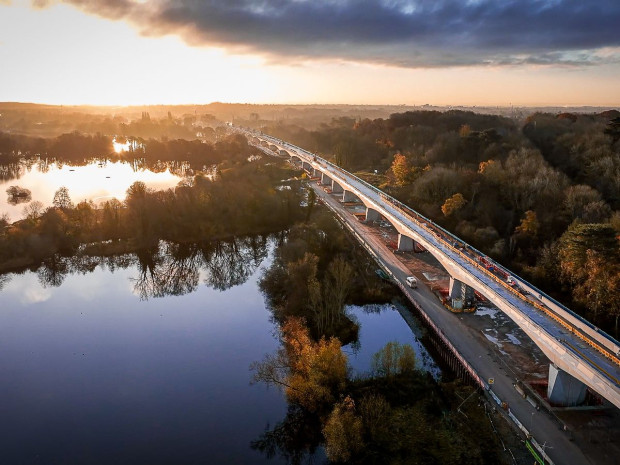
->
[22,201,44,221]
[371,341,417,378]
[564,184,603,218]
[515,210,539,237]
[323,396,364,462]
[321,257,354,330]
[6,186,32,205]
[441,193,467,217]
[558,223,620,323]
[125,181,152,241]
[305,187,316,223]
[251,317,348,413]
[574,250,620,334]
[459,124,471,137]
[390,153,410,186]
[52,186,73,210]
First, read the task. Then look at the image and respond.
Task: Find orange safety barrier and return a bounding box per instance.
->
[383,194,620,369]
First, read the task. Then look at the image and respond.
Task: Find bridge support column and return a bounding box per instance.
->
[302,162,312,172]
[365,208,380,222]
[449,277,475,308]
[331,181,343,194]
[321,173,332,185]
[547,364,587,406]
[342,190,356,202]
[397,234,414,252]
[312,168,319,178]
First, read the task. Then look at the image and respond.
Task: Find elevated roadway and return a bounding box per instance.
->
[233,125,620,410]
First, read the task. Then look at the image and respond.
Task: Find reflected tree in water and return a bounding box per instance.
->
[37,255,70,288]
[131,243,201,300]
[0,163,26,183]
[0,273,11,291]
[251,405,323,465]
[202,236,268,291]
[130,238,268,300]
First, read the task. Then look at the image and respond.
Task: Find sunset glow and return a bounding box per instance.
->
[1,0,619,106]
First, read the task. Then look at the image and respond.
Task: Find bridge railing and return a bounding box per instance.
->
[241,127,620,367]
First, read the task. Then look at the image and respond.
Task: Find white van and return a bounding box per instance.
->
[406,276,417,288]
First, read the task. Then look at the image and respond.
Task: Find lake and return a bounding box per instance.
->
[1,159,187,222]
[0,239,438,464]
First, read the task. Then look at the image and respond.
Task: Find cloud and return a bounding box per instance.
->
[34,0,620,68]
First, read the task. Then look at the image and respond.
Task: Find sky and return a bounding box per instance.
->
[1,0,619,106]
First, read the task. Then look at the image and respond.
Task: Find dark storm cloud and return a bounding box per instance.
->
[35,0,620,67]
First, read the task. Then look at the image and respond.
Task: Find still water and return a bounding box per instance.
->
[0,240,437,464]
[1,159,186,222]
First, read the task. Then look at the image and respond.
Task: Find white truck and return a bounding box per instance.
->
[406,276,417,288]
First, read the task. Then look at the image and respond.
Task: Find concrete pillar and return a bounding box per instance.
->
[321,173,332,185]
[342,190,356,202]
[365,208,380,222]
[331,181,343,193]
[449,277,475,306]
[312,168,319,178]
[547,364,587,406]
[397,234,414,251]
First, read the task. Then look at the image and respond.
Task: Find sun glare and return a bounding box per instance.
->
[112,138,131,153]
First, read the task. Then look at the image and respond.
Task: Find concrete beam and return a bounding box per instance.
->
[366,208,381,222]
[342,190,357,202]
[449,277,475,305]
[397,234,414,252]
[331,181,343,193]
[321,173,332,185]
[547,364,587,406]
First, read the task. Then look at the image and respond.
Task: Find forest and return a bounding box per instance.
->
[1,107,619,333]
[0,137,303,273]
[0,108,576,463]
[258,110,620,335]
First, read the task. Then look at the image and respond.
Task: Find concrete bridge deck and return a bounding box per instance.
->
[233,125,620,410]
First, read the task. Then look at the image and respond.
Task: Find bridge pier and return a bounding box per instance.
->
[331,181,343,194]
[321,173,332,185]
[366,208,381,222]
[342,190,356,202]
[302,161,312,172]
[397,234,415,252]
[547,364,588,406]
[449,277,475,309]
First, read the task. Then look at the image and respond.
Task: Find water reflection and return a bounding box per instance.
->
[251,405,324,465]
[13,237,270,298]
[0,273,10,291]
[5,185,32,205]
[133,244,201,299]
[0,238,287,465]
[0,162,26,182]
[0,158,186,222]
